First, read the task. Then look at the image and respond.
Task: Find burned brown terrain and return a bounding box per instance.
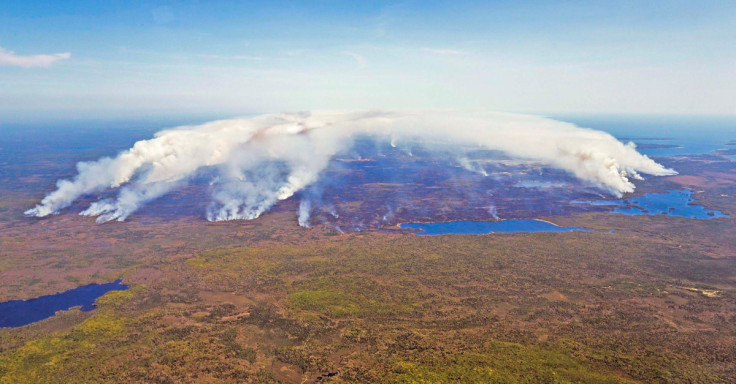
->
[1,132,735,383]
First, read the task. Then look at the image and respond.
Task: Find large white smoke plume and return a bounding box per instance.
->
[25,110,676,223]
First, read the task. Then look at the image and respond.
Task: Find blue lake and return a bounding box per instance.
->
[401,219,591,235]
[0,280,129,328]
[586,189,727,219]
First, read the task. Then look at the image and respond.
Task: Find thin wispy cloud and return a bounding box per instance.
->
[342,51,367,69]
[0,47,71,68]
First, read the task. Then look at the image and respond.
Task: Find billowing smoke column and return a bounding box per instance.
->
[25,110,676,223]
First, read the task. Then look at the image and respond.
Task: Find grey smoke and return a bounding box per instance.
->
[298,199,311,227]
[488,205,499,220]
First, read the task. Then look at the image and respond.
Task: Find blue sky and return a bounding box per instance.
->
[1,1,735,122]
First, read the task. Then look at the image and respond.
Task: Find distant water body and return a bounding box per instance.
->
[0,280,129,328]
[557,115,736,157]
[401,219,590,235]
[611,190,727,219]
[578,189,727,219]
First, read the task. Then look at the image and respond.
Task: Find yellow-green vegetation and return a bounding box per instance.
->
[0,288,142,384]
[2,176,736,383]
[3,125,736,383]
[389,344,638,384]
[288,276,419,318]
[289,289,360,317]
[3,227,736,383]
[95,286,142,309]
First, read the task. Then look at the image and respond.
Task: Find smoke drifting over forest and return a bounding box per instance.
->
[25,110,676,224]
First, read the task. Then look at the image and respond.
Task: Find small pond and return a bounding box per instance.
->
[0,279,129,328]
